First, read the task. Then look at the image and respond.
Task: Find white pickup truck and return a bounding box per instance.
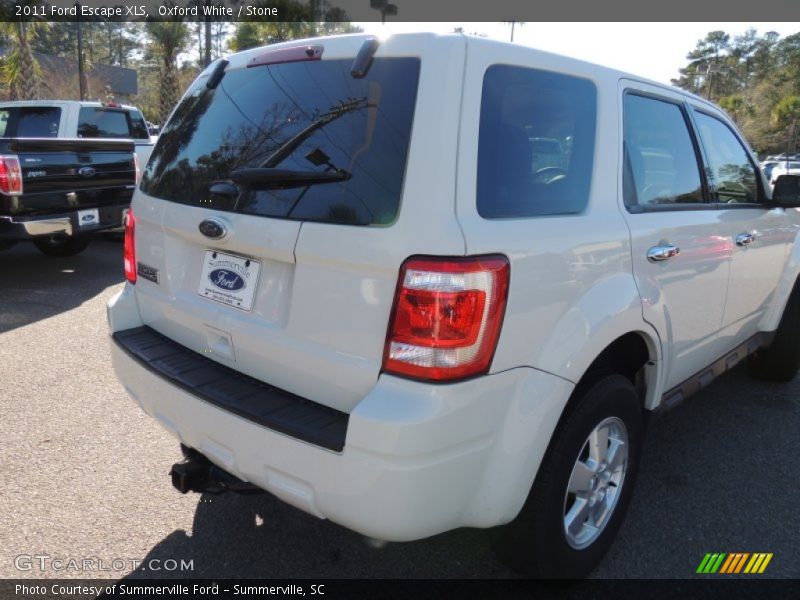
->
[107,33,800,578]
[0,100,155,168]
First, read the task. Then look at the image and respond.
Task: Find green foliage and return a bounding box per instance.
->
[1,15,49,100]
[0,1,359,120]
[672,28,800,154]
[145,20,191,123]
[229,0,361,51]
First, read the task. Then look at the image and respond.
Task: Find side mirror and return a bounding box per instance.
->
[771,175,800,207]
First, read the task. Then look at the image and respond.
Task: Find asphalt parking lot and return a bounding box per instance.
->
[1,237,798,580]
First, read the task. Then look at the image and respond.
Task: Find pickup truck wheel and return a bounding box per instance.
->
[32,234,92,257]
[748,288,800,382]
[496,374,643,578]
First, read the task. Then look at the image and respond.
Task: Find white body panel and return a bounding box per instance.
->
[107,33,800,540]
[109,285,571,539]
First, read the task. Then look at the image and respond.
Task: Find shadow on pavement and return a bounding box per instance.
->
[119,486,511,579]
[116,364,799,580]
[0,235,124,334]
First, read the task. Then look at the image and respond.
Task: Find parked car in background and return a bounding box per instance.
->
[760,159,779,181]
[0,135,137,256]
[770,160,800,188]
[0,100,155,169]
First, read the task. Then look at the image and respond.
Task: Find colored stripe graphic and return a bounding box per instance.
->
[697,553,713,573]
[698,553,727,573]
[758,553,773,573]
[719,554,735,573]
[734,553,750,573]
[699,552,773,574]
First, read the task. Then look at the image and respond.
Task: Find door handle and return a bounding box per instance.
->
[736,232,755,246]
[647,244,680,262]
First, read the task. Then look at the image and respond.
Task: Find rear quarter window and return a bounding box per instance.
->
[0,107,61,137]
[141,57,421,227]
[127,110,150,140]
[477,65,597,218]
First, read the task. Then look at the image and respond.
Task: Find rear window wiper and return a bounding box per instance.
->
[259,97,368,169]
[228,167,351,188]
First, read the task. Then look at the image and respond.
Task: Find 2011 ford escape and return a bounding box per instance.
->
[107,33,800,577]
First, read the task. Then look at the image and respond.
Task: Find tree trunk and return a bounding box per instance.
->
[160,60,178,123]
[204,18,212,67]
[17,23,38,100]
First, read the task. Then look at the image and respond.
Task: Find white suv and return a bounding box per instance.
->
[107,33,800,577]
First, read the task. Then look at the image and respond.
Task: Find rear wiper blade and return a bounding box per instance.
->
[260,97,368,169]
[229,167,350,188]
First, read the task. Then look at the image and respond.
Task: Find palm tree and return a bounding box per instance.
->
[145,20,190,123]
[1,19,48,100]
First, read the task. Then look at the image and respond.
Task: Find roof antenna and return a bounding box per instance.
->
[350,38,380,79]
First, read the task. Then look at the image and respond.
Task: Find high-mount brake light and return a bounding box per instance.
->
[0,155,23,196]
[383,256,510,381]
[247,44,324,68]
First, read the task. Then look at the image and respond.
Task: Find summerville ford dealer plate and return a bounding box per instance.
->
[198,250,261,312]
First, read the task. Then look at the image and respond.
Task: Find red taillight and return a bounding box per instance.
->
[383,255,510,381]
[0,155,23,196]
[133,153,141,186]
[123,209,136,284]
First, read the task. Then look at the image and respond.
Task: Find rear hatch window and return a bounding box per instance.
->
[140,57,420,226]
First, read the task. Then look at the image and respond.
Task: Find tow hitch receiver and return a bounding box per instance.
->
[170,445,264,495]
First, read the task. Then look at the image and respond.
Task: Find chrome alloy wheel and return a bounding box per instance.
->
[563,416,628,550]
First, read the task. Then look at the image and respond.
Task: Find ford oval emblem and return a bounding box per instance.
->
[78,166,96,178]
[199,218,226,239]
[209,269,245,291]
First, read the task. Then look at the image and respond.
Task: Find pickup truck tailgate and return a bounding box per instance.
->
[1,137,135,215]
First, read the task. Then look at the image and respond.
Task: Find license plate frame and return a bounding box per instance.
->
[77,208,99,228]
[197,250,261,312]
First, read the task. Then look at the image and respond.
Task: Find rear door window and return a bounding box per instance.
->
[623,94,705,208]
[141,57,421,226]
[477,65,597,218]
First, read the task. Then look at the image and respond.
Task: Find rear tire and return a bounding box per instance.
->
[748,288,800,382]
[495,374,643,578]
[33,234,92,257]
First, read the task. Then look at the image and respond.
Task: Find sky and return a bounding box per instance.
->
[356,22,800,84]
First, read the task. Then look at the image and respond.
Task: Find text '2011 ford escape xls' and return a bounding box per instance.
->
[108,33,800,578]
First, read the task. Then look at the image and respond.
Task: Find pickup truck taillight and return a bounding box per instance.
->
[383,256,510,381]
[0,155,23,195]
[123,209,136,284]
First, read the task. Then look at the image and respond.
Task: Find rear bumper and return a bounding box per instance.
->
[0,202,129,241]
[107,285,573,541]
